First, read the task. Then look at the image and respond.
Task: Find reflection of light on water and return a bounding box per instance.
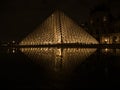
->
[7,48,16,54]
[102,48,120,56]
[56,48,62,56]
[12,49,15,53]
[105,48,109,52]
[20,48,96,72]
[62,48,96,71]
[116,49,120,56]
[102,48,112,54]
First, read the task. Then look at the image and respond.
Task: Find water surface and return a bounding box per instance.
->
[0,47,120,89]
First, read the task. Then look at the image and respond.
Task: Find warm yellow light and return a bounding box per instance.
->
[105,38,108,42]
[105,48,108,52]
[56,48,62,56]
[19,11,98,45]
[20,48,97,72]
[12,49,15,53]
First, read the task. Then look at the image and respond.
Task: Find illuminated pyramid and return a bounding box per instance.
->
[20,11,98,45]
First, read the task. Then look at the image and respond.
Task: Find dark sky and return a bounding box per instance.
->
[0,0,120,42]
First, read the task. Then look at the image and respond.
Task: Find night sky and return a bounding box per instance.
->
[0,0,120,42]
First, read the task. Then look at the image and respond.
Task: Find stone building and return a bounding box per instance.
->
[100,33,120,44]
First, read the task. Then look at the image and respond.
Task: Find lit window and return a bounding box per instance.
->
[105,38,108,42]
[104,38,109,44]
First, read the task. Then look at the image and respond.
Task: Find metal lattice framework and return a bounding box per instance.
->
[19,11,98,45]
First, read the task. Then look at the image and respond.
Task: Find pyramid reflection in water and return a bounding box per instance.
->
[20,48,97,73]
[20,11,98,45]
